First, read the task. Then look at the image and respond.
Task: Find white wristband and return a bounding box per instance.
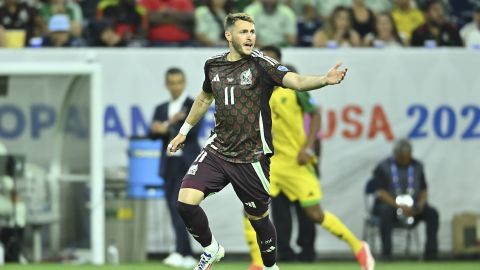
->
[179,122,193,136]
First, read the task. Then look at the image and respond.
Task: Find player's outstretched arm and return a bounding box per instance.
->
[167,90,214,154]
[283,62,348,92]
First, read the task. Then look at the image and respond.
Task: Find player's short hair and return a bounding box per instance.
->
[224,13,255,30]
[260,45,282,62]
[165,67,185,80]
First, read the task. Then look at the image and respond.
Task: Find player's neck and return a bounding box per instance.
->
[227,49,244,62]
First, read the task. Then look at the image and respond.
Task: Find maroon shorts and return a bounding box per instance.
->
[182,148,271,216]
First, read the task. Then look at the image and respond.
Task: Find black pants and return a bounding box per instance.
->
[164,158,192,256]
[376,202,439,258]
[271,192,316,262]
[0,227,24,262]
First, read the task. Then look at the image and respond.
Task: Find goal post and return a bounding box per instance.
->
[0,63,105,264]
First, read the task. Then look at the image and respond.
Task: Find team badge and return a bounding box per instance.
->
[187,164,198,175]
[240,69,252,85]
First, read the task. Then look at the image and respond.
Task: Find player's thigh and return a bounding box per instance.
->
[180,149,229,204]
[280,163,322,207]
[229,157,271,217]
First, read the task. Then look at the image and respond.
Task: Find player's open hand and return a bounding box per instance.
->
[167,134,186,155]
[326,62,348,85]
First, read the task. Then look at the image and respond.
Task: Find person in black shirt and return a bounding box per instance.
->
[372,139,439,260]
[411,0,463,47]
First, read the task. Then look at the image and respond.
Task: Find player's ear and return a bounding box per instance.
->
[225,31,231,42]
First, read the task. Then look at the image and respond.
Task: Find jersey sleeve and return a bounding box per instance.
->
[202,61,212,93]
[255,53,289,87]
[296,92,318,113]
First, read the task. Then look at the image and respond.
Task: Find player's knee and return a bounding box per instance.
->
[177,187,204,205]
[304,205,324,223]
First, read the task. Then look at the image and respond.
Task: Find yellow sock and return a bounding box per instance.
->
[321,211,363,254]
[243,216,263,266]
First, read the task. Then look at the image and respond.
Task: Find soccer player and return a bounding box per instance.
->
[168,13,348,270]
[244,46,375,270]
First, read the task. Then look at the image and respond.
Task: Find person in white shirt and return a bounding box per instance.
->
[460,5,480,48]
[150,68,202,268]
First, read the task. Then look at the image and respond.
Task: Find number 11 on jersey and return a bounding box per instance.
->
[225,86,235,105]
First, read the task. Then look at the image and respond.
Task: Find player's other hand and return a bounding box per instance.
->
[326,62,348,85]
[167,134,186,155]
[297,147,314,165]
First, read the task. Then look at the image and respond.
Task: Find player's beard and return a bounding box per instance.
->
[232,39,251,57]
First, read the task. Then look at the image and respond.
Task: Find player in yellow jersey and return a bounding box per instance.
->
[244,46,375,270]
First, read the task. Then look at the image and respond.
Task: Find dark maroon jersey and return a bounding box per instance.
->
[202,50,289,163]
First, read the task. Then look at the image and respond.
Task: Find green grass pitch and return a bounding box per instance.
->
[1,262,479,270]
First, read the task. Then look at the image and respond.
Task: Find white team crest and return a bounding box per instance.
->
[240,69,252,85]
[187,164,198,175]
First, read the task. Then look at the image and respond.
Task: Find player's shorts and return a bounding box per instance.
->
[182,148,271,216]
[270,158,322,207]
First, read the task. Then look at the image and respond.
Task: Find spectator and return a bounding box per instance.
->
[89,19,127,47]
[312,6,361,48]
[364,12,404,48]
[41,14,82,47]
[349,0,375,38]
[460,3,480,48]
[391,0,425,45]
[195,0,231,47]
[38,0,83,37]
[244,0,297,47]
[96,0,148,45]
[140,0,195,46]
[372,139,439,261]
[149,68,201,269]
[0,0,45,47]
[297,3,322,47]
[411,0,463,47]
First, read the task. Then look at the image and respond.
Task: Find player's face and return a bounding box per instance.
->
[166,73,185,100]
[226,20,256,56]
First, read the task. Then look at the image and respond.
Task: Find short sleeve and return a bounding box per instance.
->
[255,52,289,87]
[296,92,317,113]
[202,61,212,93]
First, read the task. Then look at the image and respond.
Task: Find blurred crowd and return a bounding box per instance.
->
[0,0,479,48]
